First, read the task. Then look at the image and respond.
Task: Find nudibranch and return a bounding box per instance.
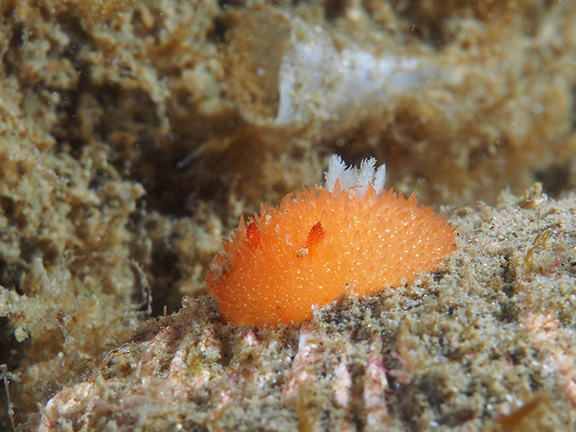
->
[206,155,457,327]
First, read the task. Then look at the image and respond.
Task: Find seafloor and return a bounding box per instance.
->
[0,0,575,431]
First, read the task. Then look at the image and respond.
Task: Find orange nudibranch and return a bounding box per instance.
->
[206,155,457,327]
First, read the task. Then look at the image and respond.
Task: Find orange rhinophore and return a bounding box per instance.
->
[246,221,261,251]
[304,221,325,254]
[206,155,457,327]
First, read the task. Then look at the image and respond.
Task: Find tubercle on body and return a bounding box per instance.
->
[206,155,457,327]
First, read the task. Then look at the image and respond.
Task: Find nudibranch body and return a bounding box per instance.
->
[206,155,456,327]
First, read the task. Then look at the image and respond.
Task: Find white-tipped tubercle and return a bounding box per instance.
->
[324,155,386,198]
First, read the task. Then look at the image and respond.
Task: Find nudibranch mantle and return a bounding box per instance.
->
[206,155,456,327]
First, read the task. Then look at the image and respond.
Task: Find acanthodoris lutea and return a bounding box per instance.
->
[206,155,456,327]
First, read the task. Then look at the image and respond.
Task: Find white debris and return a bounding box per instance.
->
[276,16,431,126]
